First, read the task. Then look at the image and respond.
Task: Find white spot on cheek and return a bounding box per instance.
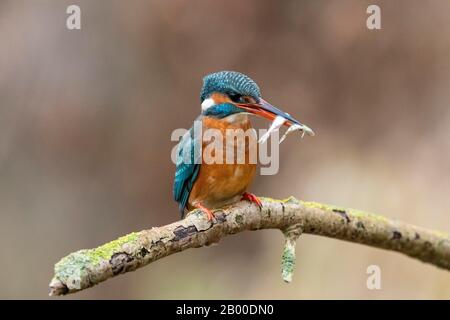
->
[201,98,215,111]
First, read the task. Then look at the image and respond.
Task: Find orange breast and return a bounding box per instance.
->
[188,116,257,209]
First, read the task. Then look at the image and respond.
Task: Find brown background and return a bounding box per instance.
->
[0,0,449,299]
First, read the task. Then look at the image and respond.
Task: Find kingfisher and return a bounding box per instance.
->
[173,71,313,220]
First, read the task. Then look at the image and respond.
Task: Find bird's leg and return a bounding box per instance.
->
[241,192,262,209]
[193,202,215,221]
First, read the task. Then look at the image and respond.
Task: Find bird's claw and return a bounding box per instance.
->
[194,203,215,221]
[241,192,262,209]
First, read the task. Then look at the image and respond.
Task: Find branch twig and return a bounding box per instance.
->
[49,197,450,296]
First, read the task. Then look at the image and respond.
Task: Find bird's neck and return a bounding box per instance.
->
[223,113,249,125]
[202,114,252,131]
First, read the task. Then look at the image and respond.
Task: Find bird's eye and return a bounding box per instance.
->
[228,93,247,103]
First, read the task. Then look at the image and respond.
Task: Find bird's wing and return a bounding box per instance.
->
[173,126,201,216]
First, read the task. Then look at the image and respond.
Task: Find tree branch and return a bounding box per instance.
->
[49,197,450,296]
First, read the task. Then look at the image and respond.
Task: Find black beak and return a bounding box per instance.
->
[236,98,314,136]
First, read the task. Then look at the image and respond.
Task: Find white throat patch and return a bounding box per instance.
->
[225,113,248,123]
[201,98,215,111]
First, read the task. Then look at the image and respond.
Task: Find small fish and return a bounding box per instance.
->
[259,115,315,144]
[280,123,315,143]
[258,115,286,144]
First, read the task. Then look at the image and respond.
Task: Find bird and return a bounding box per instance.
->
[173,71,313,220]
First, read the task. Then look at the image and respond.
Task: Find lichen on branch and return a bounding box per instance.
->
[49,197,450,296]
[281,223,302,283]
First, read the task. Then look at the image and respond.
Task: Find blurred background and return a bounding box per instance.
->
[0,0,449,299]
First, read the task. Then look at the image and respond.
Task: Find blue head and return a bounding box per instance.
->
[200,71,261,119]
[199,71,312,135]
[200,71,261,103]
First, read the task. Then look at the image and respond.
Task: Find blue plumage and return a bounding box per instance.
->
[174,71,261,216]
[173,126,201,216]
[200,71,261,102]
[202,103,242,119]
[173,71,313,219]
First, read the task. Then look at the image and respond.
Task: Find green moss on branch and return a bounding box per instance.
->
[49,197,450,296]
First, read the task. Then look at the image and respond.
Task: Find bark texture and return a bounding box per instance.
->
[49,197,450,296]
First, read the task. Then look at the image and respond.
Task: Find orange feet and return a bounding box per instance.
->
[241,192,262,209]
[194,203,215,221]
